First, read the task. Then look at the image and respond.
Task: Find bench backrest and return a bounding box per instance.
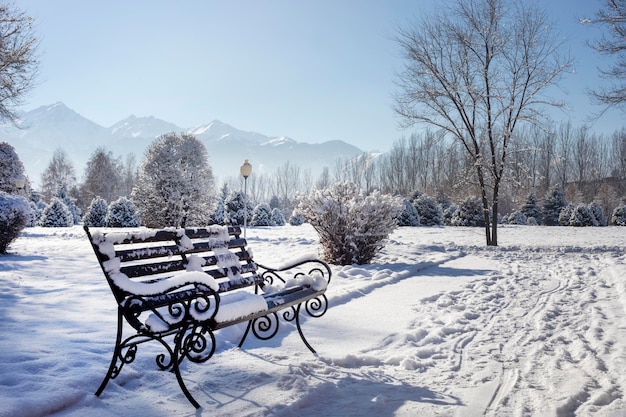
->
[84,225,261,309]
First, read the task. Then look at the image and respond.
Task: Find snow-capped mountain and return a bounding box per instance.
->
[1,103,364,187]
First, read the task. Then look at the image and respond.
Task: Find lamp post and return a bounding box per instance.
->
[14,175,25,194]
[240,159,252,239]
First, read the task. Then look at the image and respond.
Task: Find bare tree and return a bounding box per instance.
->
[393,0,572,245]
[0,4,39,123]
[582,0,626,108]
[40,148,76,202]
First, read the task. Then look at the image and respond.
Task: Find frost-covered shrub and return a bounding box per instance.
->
[271,208,285,226]
[0,192,31,253]
[39,197,73,227]
[397,198,420,226]
[83,197,108,227]
[612,204,626,226]
[450,196,484,227]
[542,186,567,226]
[569,204,597,227]
[251,203,272,226]
[559,204,575,226]
[288,209,305,226]
[589,201,607,226]
[506,210,527,225]
[443,204,458,226]
[413,195,443,226]
[297,182,402,265]
[224,190,253,226]
[106,197,140,227]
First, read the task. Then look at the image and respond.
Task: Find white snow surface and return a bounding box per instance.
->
[1,224,625,417]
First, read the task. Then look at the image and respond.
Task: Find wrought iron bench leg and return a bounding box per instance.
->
[96,308,124,397]
[294,304,317,355]
[173,324,201,409]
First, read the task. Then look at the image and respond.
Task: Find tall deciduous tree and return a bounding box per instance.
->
[131,133,214,228]
[583,0,626,108]
[393,0,572,245]
[0,4,39,124]
[40,148,76,202]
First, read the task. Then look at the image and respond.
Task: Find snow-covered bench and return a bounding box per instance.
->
[84,225,331,409]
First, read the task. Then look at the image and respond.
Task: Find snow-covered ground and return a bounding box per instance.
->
[1,224,625,417]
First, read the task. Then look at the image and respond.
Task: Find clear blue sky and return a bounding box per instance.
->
[16,0,624,152]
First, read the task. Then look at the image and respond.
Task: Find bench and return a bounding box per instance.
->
[84,224,331,408]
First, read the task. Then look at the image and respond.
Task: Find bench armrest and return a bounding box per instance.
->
[256,258,332,292]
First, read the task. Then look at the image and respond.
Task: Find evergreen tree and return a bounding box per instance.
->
[559,203,575,226]
[397,198,420,226]
[413,195,443,226]
[611,204,626,226]
[542,186,567,226]
[569,204,597,227]
[269,195,280,210]
[55,184,81,224]
[521,193,542,224]
[271,208,286,226]
[589,201,607,226]
[83,197,108,227]
[224,190,253,226]
[443,204,458,226]
[251,203,272,226]
[451,196,485,227]
[106,197,140,227]
[209,197,225,225]
[131,133,214,228]
[506,210,528,225]
[39,197,73,227]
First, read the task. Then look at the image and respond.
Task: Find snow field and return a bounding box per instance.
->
[0,224,624,416]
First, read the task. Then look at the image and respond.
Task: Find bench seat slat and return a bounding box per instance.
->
[115,238,247,263]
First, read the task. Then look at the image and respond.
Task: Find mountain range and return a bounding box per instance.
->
[1,102,365,187]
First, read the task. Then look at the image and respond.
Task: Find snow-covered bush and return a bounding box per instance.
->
[443,204,458,226]
[251,203,272,226]
[397,198,420,226]
[224,190,253,226]
[0,142,30,195]
[0,192,31,253]
[569,204,597,227]
[450,196,484,227]
[83,197,108,227]
[271,208,285,226]
[589,201,607,226]
[559,204,575,226]
[413,195,443,226]
[106,197,140,227]
[288,209,305,226]
[297,182,402,265]
[612,204,626,226]
[542,186,567,226]
[506,210,527,225]
[39,197,73,227]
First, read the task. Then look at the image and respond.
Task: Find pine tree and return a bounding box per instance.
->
[288,208,305,226]
[271,208,286,226]
[251,203,272,226]
[397,198,420,226]
[451,196,484,227]
[611,204,626,226]
[224,190,253,226]
[559,203,575,226]
[569,204,597,227]
[542,186,567,226]
[589,201,607,226]
[106,197,140,227]
[209,197,225,225]
[39,197,73,227]
[413,195,443,226]
[83,197,108,227]
[521,193,542,224]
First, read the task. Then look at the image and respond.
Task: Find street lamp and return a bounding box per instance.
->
[240,160,252,239]
[14,175,25,193]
